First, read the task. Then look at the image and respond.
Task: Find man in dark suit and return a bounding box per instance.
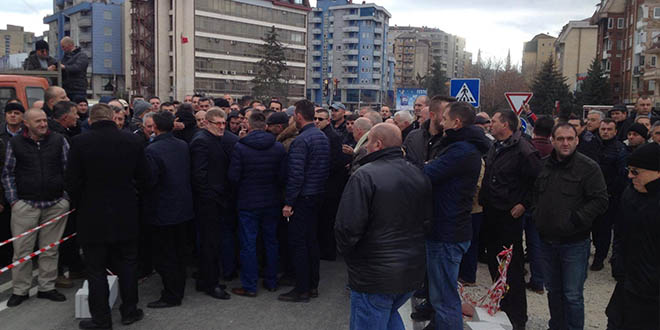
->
[189,109,239,300]
[65,103,148,329]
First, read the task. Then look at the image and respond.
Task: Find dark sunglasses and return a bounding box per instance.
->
[625,167,640,176]
[314,117,327,121]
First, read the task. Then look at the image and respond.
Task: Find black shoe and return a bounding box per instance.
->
[590,262,604,271]
[277,289,310,303]
[414,300,433,313]
[278,276,295,287]
[206,286,231,300]
[309,288,318,298]
[411,301,434,322]
[147,300,180,308]
[78,320,112,330]
[121,309,144,325]
[37,289,66,302]
[6,294,29,307]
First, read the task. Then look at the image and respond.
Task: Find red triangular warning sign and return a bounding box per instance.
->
[505,92,533,116]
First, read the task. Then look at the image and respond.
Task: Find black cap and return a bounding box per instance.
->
[72,96,87,104]
[628,123,649,139]
[5,102,25,114]
[627,143,660,171]
[214,98,230,108]
[475,116,491,125]
[35,40,49,51]
[266,112,289,125]
[610,104,627,113]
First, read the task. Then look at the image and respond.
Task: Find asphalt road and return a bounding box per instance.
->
[0,259,422,330]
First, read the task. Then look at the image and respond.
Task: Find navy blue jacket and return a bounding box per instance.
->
[228,130,286,210]
[285,123,330,206]
[189,129,239,207]
[144,133,194,225]
[423,125,491,242]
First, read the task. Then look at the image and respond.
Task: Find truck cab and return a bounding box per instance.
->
[0,75,50,111]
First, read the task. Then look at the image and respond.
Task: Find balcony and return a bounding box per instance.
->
[342,61,358,67]
[310,17,322,23]
[343,15,359,21]
[311,51,321,56]
[346,49,358,55]
[311,72,321,78]
[634,43,645,54]
[78,17,91,27]
[312,40,322,45]
[310,84,320,89]
[373,62,382,68]
[312,62,321,67]
[634,66,644,77]
[374,39,383,45]
[373,50,382,57]
[344,72,358,78]
[312,28,322,35]
[602,50,610,59]
[372,73,382,79]
[343,38,359,44]
[343,26,359,33]
[79,32,91,44]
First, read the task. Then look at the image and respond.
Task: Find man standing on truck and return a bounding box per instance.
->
[59,37,88,100]
[23,40,57,71]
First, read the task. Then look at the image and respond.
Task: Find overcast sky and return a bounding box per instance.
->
[3,0,599,66]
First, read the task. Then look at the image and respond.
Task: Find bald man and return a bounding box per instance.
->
[43,86,69,118]
[60,36,89,100]
[335,123,432,330]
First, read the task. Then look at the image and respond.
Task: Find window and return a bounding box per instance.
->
[617,40,623,50]
[606,60,611,71]
[650,80,656,92]
[0,87,17,113]
[26,87,44,108]
[104,43,112,52]
[655,7,660,18]
[608,18,613,29]
[103,11,112,20]
[618,18,624,28]
[652,56,657,67]
[104,27,112,36]
[104,59,112,68]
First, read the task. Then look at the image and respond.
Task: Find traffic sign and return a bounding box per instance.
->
[505,92,533,116]
[450,79,480,108]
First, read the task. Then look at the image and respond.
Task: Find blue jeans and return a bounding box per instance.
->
[238,207,280,292]
[459,213,483,283]
[426,240,470,330]
[349,290,413,330]
[523,212,544,288]
[540,238,590,330]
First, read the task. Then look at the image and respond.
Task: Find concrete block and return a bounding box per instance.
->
[75,276,119,319]
[472,307,512,330]
[466,321,506,330]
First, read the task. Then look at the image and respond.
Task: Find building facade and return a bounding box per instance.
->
[124,0,310,101]
[555,19,598,92]
[642,3,660,105]
[522,33,557,84]
[0,25,35,57]
[306,0,393,109]
[44,0,125,99]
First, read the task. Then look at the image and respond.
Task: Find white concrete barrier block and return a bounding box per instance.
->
[472,307,513,330]
[466,321,507,330]
[75,276,119,319]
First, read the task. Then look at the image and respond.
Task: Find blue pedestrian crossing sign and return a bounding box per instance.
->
[450,79,480,108]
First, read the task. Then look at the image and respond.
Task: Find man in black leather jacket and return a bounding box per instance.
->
[335,123,432,330]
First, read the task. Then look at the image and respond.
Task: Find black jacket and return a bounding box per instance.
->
[48,119,78,142]
[8,131,67,202]
[321,125,349,177]
[335,147,432,294]
[479,130,543,211]
[615,117,634,142]
[598,137,629,198]
[23,51,57,70]
[144,133,194,226]
[173,109,198,144]
[65,121,148,245]
[533,151,608,243]
[61,48,89,95]
[402,120,443,167]
[577,130,601,163]
[613,179,660,300]
[401,123,414,142]
[189,129,238,206]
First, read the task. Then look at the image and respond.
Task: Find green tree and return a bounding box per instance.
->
[529,56,572,116]
[578,58,612,106]
[251,26,288,102]
[425,58,448,97]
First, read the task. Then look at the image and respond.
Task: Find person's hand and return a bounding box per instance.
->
[47,65,56,71]
[282,205,293,218]
[173,118,184,131]
[511,204,525,219]
[60,63,66,70]
[239,128,247,138]
[342,144,354,155]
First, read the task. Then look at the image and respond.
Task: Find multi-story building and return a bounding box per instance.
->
[554,19,598,92]
[306,0,394,109]
[642,3,660,105]
[522,33,557,84]
[0,25,35,57]
[124,0,310,101]
[388,26,471,84]
[44,0,125,99]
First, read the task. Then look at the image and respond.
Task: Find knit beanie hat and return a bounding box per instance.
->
[627,123,649,139]
[627,142,660,171]
[35,40,49,51]
[5,102,25,114]
[133,100,152,118]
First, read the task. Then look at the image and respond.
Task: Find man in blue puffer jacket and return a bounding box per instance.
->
[423,102,491,330]
[278,99,330,303]
[228,112,286,297]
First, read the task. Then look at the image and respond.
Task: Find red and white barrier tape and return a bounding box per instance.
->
[459,244,513,316]
[0,209,75,248]
[0,233,77,274]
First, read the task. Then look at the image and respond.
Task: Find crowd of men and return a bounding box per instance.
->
[0,37,658,330]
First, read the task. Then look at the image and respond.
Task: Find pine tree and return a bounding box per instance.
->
[251,26,288,102]
[425,58,448,97]
[578,58,612,106]
[529,56,572,116]
[505,49,512,72]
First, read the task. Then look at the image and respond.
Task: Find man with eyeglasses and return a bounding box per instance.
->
[533,122,608,330]
[606,142,660,330]
[189,109,238,300]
